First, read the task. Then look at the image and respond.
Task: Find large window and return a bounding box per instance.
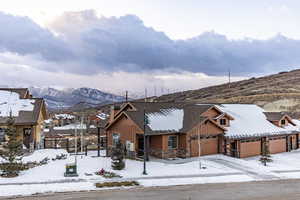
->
[112,133,120,146]
[281,119,286,126]
[168,135,178,149]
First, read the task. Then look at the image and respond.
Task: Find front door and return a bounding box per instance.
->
[230,141,238,157]
[23,128,32,149]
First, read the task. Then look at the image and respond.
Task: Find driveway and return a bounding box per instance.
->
[6,179,300,200]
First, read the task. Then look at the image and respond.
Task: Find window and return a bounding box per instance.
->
[0,128,6,143]
[23,128,32,136]
[168,135,178,149]
[220,118,227,125]
[112,133,120,146]
[281,119,286,126]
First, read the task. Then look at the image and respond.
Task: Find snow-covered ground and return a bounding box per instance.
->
[2,149,300,197]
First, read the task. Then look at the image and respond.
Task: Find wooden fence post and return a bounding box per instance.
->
[54,138,57,149]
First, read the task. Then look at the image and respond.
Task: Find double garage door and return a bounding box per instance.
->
[239,137,287,158]
[190,136,219,157]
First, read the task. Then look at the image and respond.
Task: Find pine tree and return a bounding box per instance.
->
[0,114,24,177]
[259,140,272,166]
[111,141,125,170]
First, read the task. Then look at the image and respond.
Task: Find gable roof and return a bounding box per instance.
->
[217,104,298,139]
[0,91,46,126]
[264,112,295,125]
[106,102,226,135]
[0,88,30,99]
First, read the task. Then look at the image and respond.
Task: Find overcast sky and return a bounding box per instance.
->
[0,0,300,96]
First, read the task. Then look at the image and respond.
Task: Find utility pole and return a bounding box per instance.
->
[125,90,128,103]
[97,125,101,157]
[228,68,231,88]
[80,115,84,154]
[75,122,78,164]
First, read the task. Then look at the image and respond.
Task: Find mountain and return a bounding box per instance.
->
[29,87,126,110]
[154,69,300,112]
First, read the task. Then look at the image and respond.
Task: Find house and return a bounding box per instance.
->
[219,105,299,158]
[106,102,300,159]
[0,88,47,151]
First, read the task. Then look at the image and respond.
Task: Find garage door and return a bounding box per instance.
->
[240,141,261,158]
[269,138,286,154]
[190,137,219,157]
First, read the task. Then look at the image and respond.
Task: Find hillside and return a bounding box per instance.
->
[155,69,300,112]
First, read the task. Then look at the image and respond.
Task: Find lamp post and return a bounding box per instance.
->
[143,108,147,175]
[97,126,101,157]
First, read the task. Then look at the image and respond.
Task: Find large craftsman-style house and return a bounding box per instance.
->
[106,102,300,159]
[0,88,47,151]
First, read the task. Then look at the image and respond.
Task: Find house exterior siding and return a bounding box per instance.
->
[187,120,224,157]
[106,115,143,156]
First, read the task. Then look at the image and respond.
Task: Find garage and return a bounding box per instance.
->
[190,136,219,157]
[269,137,286,154]
[239,140,261,158]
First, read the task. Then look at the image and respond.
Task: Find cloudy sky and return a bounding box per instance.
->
[1,0,300,96]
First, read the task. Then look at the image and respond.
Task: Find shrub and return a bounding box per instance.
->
[95,168,122,178]
[95,181,139,188]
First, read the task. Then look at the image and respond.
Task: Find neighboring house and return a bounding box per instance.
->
[106,102,300,159]
[53,113,76,126]
[0,88,47,151]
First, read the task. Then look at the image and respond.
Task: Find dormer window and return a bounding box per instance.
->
[281,119,286,126]
[220,118,227,126]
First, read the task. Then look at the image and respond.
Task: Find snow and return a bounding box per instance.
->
[54,114,75,119]
[54,123,87,130]
[0,91,34,117]
[3,149,300,197]
[97,113,109,120]
[216,104,297,138]
[140,175,254,187]
[147,109,184,131]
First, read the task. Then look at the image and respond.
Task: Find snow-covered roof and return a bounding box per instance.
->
[44,119,53,124]
[96,113,109,120]
[216,104,299,139]
[146,109,184,132]
[0,91,34,117]
[54,114,75,120]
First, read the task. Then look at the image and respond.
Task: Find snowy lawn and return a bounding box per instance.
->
[0,150,237,185]
[243,149,300,178]
[2,149,300,197]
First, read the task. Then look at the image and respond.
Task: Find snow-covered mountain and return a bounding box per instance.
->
[29,87,126,110]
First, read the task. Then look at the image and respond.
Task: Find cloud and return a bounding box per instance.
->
[0,10,300,77]
[0,52,246,96]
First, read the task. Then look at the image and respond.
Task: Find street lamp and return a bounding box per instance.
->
[143,108,147,175]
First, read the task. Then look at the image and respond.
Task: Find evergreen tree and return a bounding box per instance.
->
[0,114,24,177]
[259,140,272,166]
[111,141,125,170]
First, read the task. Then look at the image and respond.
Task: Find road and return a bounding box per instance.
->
[4,179,300,200]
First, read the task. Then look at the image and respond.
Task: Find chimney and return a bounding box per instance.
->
[110,105,121,122]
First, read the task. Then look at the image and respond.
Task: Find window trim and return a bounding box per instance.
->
[168,135,178,150]
[112,133,120,146]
